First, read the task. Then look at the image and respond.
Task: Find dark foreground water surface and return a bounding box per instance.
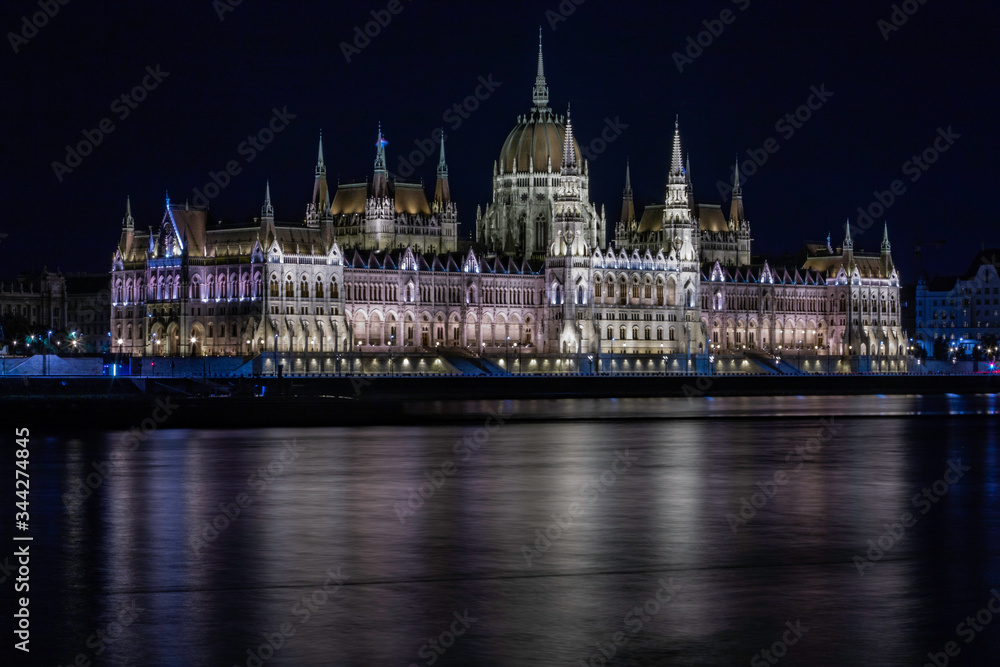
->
[4,395,1000,666]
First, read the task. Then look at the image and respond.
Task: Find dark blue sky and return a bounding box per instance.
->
[2,0,996,282]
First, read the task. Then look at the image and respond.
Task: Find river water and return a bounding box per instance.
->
[6,394,1000,666]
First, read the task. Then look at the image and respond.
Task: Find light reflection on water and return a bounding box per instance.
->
[15,395,1000,666]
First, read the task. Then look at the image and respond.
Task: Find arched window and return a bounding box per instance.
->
[285,277,294,298]
[316,277,324,299]
[620,326,627,340]
[657,327,663,341]
[270,276,279,297]
[632,326,639,340]
[644,327,651,340]
[300,277,309,298]
[669,327,676,341]
[331,279,340,299]
[607,325,613,340]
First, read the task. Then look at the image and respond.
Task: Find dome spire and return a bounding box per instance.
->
[532,27,549,109]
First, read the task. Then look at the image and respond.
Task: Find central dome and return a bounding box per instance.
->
[499,108,581,174]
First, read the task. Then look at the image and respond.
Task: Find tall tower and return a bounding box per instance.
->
[432,131,458,251]
[730,157,751,265]
[546,108,595,354]
[366,125,394,249]
[662,118,697,265]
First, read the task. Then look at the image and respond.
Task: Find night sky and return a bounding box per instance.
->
[2,0,997,282]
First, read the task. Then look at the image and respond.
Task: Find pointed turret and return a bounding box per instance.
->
[880,223,894,276]
[669,116,684,183]
[260,181,275,245]
[372,124,389,199]
[560,105,578,176]
[729,156,745,225]
[119,196,135,257]
[664,116,691,223]
[532,27,549,109]
[842,219,854,267]
[621,160,635,227]
[309,131,329,226]
[262,181,274,218]
[123,196,134,228]
[434,130,451,206]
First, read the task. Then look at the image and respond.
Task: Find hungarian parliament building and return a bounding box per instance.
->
[111,40,905,373]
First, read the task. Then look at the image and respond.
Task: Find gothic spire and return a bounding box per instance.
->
[261,181,275,244]
[316,131,326,176]
[532,27,549,109]
[730,156,745,224]
[621,160,635,225]
[373,124,389,198]
[434,130,450,206]
[880,223,894,276]
[309,131,330,225]
[669,116,684,183]
[123,196,134,228]
[437,129,447,177]
[560,105,578,175]
[262,181,274,219]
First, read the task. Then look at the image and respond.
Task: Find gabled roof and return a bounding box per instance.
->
[698,204,729,233]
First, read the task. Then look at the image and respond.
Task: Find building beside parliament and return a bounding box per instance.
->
[110,39,906,373]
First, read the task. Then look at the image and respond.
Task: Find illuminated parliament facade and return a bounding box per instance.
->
[110,40,906,372]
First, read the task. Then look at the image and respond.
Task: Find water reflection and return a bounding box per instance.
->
[14,396,997,665]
